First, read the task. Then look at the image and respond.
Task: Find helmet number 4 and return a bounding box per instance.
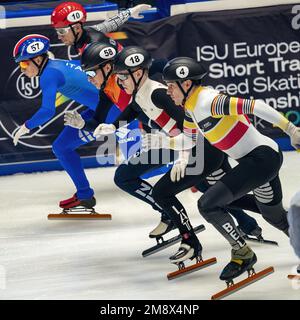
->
[176,66,189,79]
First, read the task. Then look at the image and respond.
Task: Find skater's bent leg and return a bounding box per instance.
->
[52,127,94,200]
[254,176,289,234]
[198,181,246,249]
[114,149,174,214]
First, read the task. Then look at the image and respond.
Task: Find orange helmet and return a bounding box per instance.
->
[51,2,87,28]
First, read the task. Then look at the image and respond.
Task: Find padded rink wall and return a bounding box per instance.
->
[0,0,299,175]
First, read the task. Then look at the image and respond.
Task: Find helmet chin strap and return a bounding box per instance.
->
[129,68,145,98]
[31,55,49,76]
[70,23,82,47]
[176,81,194,105]
[99,64,113,90]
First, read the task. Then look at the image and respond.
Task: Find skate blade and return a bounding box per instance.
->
[167,257,217,280]
[48,213,112,220]
[142,224,206,257]
[244,235,278,246]
[287,274,300,280]
[211,266,274,300]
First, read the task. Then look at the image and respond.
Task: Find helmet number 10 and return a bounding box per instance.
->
[68,10,84,23]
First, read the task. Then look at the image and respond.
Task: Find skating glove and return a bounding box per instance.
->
[64,110,85,129]
[13,123,30,146]
[129,4,152,19]
[170,150,190,182]
[285,122,300,150]
[141,133,170,151]
[93,123,116,137]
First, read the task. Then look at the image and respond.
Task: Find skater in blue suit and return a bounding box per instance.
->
[13,34,100,209]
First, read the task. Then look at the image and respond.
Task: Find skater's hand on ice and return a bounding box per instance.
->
[171,150,190,182]
[141,133,169,151]
[64,110,85,129]
[13,124,30,146]
[285,122,300,150]
[94,123,116,137]
[129,4,152,19]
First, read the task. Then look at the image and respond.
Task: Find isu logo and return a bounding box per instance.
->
[16,72,41,99]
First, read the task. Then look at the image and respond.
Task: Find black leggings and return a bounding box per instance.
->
[198,146,288,249]
[152,139,225,236]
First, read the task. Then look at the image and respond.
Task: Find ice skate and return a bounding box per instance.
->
[149,217,176,240]
[142,224,205,257]
[212,245,274,299]
[167,234,217,280]
[239,226,278,246]
[48,196,111,220]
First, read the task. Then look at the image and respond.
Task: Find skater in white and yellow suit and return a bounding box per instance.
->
[156,57,300,282]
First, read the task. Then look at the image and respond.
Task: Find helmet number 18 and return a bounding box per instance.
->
[125,53,144,67]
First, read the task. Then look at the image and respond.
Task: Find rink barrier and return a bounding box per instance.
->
[0,2,297,176]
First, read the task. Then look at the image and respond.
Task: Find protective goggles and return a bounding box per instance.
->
[85,70,97,78]
[116,73,130,81]
[19,60,30,70]
[55,27,70,36]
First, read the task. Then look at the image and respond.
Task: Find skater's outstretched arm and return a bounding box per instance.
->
[142,109,197,151]
[91,4,152,34]
[199,92,300,149]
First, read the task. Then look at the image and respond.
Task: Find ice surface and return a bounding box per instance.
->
[0,151,299,300]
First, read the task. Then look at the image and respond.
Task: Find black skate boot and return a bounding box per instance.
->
[297,264,300,274]
[169,233,202,265]
[220,245,257,282]
[149,216,176,239]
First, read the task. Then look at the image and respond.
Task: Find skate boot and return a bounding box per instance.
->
[220,245,257,282]
[49,196,110,220]
[149,217,176,239]
[167,233,217,280]
[61,196,96,210]
[59,194,78,208]
[297,264,300,274]
[169,233,202,265]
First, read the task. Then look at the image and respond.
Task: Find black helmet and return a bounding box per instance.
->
[81,39,118,71]
[113,46,152,73]
[163,57,207,82]
[113,46,152,97]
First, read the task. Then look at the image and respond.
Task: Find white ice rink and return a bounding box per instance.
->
[0,151,300,300]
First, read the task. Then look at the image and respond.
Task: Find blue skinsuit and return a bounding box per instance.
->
[25,59,104,200]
